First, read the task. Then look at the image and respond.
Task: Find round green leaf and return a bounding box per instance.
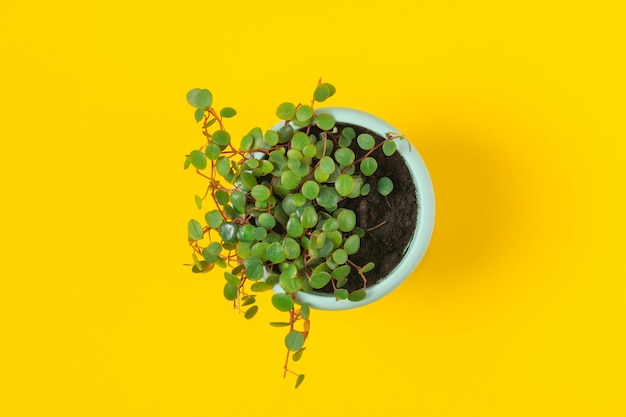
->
[194,108,205,122]
[250,281,273,292]
[302,143,316,158]
[377,176,394,196]
[244,305,258,319]
[360,157,378,176]
[286,216,304,238]
[189,150,207,170]
[218,222,237,243]
[285,331,305,351]
[187,219,203,240]
[276,102,296,120]
[291,132,309,151]
[316,113,335,130]
[281,170,301,190]
[337,209,356,232]
[205,210,223,228]
[283,237,301,260]
[251,184,271,201]
[334,288,349,300]
[212,130,231,146]
[348,289,367,302]
[272,293,294,312]
[357,133,375,150]
[207,242,222,255]
[300,303,310,320]
[309,271,331,289]
[186,88,212,109]
[223,282,238,301]
[301,180,320,200]
[267,241,286,263]
[257,212,277,229]
[331,265,351,279]
[264,129,279,146]
[237,224,255,241]
[382,140,397,156]
[344,234,360,255]
[220,107,237,118]
[296,105,313,122]
[332,249,348,265]
[215,156,231,177]
[300,205,319,229]
[334,148,355,167]
[334,174,354,197]
[314,84,331,102]
[319,156,335,174]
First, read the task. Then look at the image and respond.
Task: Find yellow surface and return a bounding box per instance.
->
[1,1,625,415]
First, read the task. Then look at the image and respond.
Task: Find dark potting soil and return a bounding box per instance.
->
[312,122,418,294]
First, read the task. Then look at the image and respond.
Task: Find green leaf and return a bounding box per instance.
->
[302,143,317,158]
[293,348,306,362]
[244,305,258,319]
[269,321,291,327]
[348,289,367,302]
[301,180,320,200]
[224,271,241,286]
[245,258,264,281]
[331,264,351,279]
[334,289,349,299]
[283,237,301,260]
[382,140,397,156]
[189,150,207,170]
[344,234,360,255]
[360,262,375,273]
[360,157,378,176]
[212,130,231,146]
[194,108,205,122]
[334,148,355,167]
[218,222,237,243]
[250,281,273,292]
[300,303,310,320]
[285,331,305,351]
[258,212,277,229]
[205,210,223,228]
[300,205,319,229]
[286,216,304,238]
[223,282,238,301]
[271,293,294,312]
[194,195,203,210]
[337,209,356,232]
[215,156,231,177]
[277,124,294,143]
[186,88,212,109]
[187,219,203,240]
[334,174,354,197]
[295,374,305,389]
[316,113,335,130]
[296,105,313,122]
[251,184,271,201]
[265,129,279,146]
[332,249,348,264]
[207,242,222,255]
[314,84,331,102]
[281,170,301,190]
[291,131,309,151]
[205,143,221,160]
[318,156,335,174]
[267,241,286,263]
[357,133,375,150]
[377,177,394,196]
[309,271,331,289]
[240,134,254,151]
[220,107,237,118]
[276,102,296,120]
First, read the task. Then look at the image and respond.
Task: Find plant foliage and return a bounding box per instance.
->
[184,80,403,387]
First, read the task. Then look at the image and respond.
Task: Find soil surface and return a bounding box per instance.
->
[314,122,419,293]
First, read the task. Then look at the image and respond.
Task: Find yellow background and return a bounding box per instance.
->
[1,1,625,415]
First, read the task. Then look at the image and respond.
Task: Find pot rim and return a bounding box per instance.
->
[272,107,435,310]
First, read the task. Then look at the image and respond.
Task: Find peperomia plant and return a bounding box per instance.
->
[185,81,401,388]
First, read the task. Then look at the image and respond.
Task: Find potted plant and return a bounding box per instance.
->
[184,81,435,388]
